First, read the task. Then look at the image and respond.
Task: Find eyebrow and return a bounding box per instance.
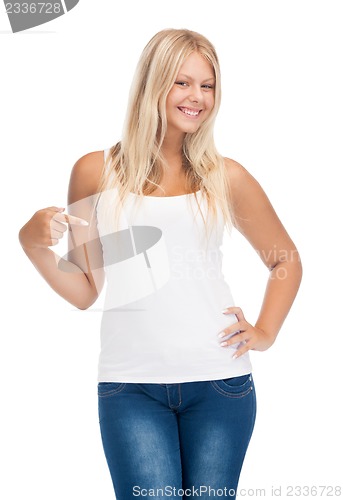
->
[177,74,215,82]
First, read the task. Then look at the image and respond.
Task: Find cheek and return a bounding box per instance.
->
[206,94,215,111]
[165,97,175,118]
[166,88,180,107]
[166,98,178,117]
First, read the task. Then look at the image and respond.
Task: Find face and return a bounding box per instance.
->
[165,51,215,139]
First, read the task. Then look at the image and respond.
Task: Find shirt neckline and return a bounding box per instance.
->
[127,190,202,199]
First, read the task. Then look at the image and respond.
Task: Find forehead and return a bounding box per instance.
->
[178,52,215,79]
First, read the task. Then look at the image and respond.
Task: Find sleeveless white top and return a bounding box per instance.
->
[96,148,252,383]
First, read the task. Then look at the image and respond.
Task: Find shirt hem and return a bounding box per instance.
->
[97,366,253,384]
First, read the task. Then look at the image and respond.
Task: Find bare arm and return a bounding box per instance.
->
[220,158,303,356]
[18,151,105,310]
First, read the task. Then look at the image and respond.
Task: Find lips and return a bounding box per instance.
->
[178,107,202,117]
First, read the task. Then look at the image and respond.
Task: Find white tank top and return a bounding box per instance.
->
[96,148,252,383]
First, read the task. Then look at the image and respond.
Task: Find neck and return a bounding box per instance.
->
[161,132,185,172]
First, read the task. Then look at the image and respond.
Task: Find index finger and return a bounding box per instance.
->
[52,213,89,226]
[222,306,245,322]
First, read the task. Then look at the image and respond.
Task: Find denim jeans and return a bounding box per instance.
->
[98,374,256,499]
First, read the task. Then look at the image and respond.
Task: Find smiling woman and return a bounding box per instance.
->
[18,28,302,500]
[97,29,234,234]
[166,52,216,135]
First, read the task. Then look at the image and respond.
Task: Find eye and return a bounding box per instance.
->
[202,84,215,90]
[175,81,188,87]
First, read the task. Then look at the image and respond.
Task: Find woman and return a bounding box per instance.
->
[19,29,302,499]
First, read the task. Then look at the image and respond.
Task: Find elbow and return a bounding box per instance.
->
[75,303,91,311]
[72,291,99,311]
[296,257,303,286]
[74,273,104,310]
[290,248,303,282]
[270,250,303,285]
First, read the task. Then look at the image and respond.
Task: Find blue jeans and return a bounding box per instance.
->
[98,374,256,499]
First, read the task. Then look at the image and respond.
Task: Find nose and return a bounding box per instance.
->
[188,85,203,103]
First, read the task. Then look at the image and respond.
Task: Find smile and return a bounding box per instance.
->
[178,107,202,117]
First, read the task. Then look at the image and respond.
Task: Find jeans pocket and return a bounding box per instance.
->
[98,382,127,398]
[210,374,253,398]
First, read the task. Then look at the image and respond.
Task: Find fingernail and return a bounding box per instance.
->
[222,308,229,314]
[220,341,227,347]
[218,331,226,338]
[58,208,65,212]
[232,353,238,360]
[80,220,89,226]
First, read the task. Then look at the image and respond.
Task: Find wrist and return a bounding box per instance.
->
[254,324,278,346]
[18,232,42,254]
[18,232,34,252]
[18,225,42,251]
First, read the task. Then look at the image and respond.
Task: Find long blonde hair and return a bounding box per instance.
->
[98,28,235,242]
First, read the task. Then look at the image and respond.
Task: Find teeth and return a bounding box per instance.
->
[179,107,200,116]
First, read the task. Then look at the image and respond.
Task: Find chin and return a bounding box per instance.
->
[181,123,202,134]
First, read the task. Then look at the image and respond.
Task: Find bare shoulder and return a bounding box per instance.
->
[68,150,105,204]
[223,157,246,178]
[223,156,283,233]
[223,158,300,271]
[223,157,265,206]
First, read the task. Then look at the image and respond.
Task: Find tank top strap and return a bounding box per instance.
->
[103,147,111,164]
[103,147,118,184]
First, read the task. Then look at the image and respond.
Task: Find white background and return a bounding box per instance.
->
[1,0,342,498]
